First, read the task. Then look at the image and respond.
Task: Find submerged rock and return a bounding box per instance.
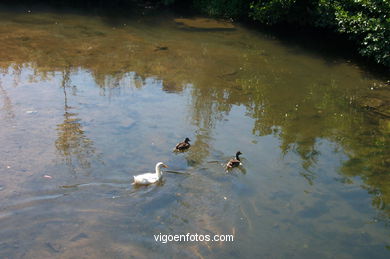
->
[174,18,235,31]
[360,97,385,109]
[356,88,390,118]
[120,118,136,128]
[154,46,168,51]
[70,233,89,242]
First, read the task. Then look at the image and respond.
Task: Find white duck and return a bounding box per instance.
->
[133,162,168,185]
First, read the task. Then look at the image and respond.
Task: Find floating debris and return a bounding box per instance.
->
[26,110,38,114]
[154,46,168,51]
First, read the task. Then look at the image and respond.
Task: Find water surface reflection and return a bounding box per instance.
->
[0,7,389,258]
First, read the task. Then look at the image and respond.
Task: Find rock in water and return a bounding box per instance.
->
[174,18,235,31]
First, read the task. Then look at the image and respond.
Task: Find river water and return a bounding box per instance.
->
[0,6,389,258]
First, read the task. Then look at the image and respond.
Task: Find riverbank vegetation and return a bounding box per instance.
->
[168,0,390,68]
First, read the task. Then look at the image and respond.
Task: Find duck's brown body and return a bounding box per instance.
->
[226,151,242,169]
[174,138,191,151]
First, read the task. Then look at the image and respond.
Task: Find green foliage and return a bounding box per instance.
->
[192,0,250,18]
[248,0,390,67]
[181,0,389,66]
[161,0,176,5]
[250,0,299,24]
[329,0,390,66]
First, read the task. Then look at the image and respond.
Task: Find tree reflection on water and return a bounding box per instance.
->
[55,68,97,174]
[0,8,388,219]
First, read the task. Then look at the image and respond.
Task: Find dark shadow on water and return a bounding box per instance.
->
[240,21,390,81]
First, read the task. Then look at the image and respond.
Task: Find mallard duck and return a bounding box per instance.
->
[174,137,191,151]
[133,162,168,185]
[226,151,242,169]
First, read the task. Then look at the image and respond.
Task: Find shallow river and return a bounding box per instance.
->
[0,6,389,258]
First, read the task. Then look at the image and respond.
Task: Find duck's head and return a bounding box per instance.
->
[156,162,169,168]
[236,151,242,156]
[185,137,191,143]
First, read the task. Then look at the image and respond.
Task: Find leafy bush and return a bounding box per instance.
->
[248,0,390,67]
[249,0,314,25]
[328,0,390,67]
[192,0,250,18]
